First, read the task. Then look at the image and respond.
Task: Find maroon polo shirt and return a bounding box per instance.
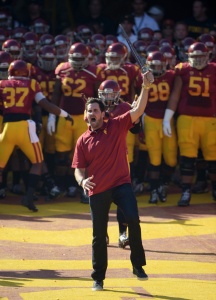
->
[72,111,133,196]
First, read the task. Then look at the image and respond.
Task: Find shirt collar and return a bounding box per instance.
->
[88,121,107,135]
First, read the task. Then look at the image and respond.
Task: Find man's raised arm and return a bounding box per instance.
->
[130,71,154,124]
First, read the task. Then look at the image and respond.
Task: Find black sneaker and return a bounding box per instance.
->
[133,266,148,280]
[191,181,208,194]
[92,280,103,291]
[21,197,38,212]
[149,189,158,204]
[118,233,129,249]
[157,184,168,202]
[178,190,191,206]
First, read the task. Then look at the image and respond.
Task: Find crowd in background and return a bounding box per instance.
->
[0,0,216,210]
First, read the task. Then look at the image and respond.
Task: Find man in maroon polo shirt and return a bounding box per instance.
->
[72,71,153,291]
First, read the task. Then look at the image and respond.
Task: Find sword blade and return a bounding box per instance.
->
[119,24,148,73]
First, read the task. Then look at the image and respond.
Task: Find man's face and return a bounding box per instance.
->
[86,102,104,130]
[174,24,188,40]
[193,1,204,19]
[89,0,101,15]
[121,21,133,34]
[132,0,146,15]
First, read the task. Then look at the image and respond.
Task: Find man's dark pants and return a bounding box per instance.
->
[90,183,146,281]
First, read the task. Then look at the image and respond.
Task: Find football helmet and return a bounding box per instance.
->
[54,34,70,61]
[86,42,100,65]
[29,18,50,35]
[153,31,163,41]
[37,45,57,71]
[0,11,9,28]
[105,42,128,70]
[188,42,209,70]
[0,28,9,47]
[0,51,13,79]
[132,40,147,64]
[137,27,154,45]
[105,34,118,48]
[179,37,196,62]
[2,39,22,60]
[98,80,121,106]
[91,34,105,50]
[198,33,215,52]
[133,40,147,55]
[39,33,55,46]
[75,25,92,44]
[159,38,172,47]
[182,37,196,52]
[22,32,39,61]
[146,51,166,77]
[8,60,30,78]
[145,44,160,56]
[68,42,89,71]
[160,45,176,69]
[12,27,27,43]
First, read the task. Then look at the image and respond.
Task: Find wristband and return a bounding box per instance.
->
[141,84,151,90]
[59,109,68,117]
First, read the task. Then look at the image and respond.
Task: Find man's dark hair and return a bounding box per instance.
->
[85,98,105,112]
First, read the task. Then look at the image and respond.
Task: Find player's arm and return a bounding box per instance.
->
[130,71,154,124]
[163,75,182,137]
[34,92,73,122]
[166,75,182,112]
[50,77,62,106]
[46,77,66,135]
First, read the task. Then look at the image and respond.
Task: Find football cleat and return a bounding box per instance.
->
[178,190,191,206]
[149,189,158,204]
[157,184,168,202]
[67,186,77,198]
[118,233,129,249]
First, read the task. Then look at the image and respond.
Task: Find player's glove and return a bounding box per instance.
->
[47,114,56,135]
[163,120,172,137]
[162,109,175,137]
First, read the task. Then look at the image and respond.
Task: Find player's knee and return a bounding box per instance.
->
[149,164,160,173]
[55,152,71,167]
[180,156,196,176]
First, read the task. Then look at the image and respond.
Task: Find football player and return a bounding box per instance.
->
[32,45,62,199]
[144,51,177,203]
[163,42,216,206]
[22,31,39,66]
[98,43,143,185]
[0,60,73,211]
[97,79,141,248]
[47,42,105,201]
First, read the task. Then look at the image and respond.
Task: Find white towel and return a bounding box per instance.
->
[27,120,39,143]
